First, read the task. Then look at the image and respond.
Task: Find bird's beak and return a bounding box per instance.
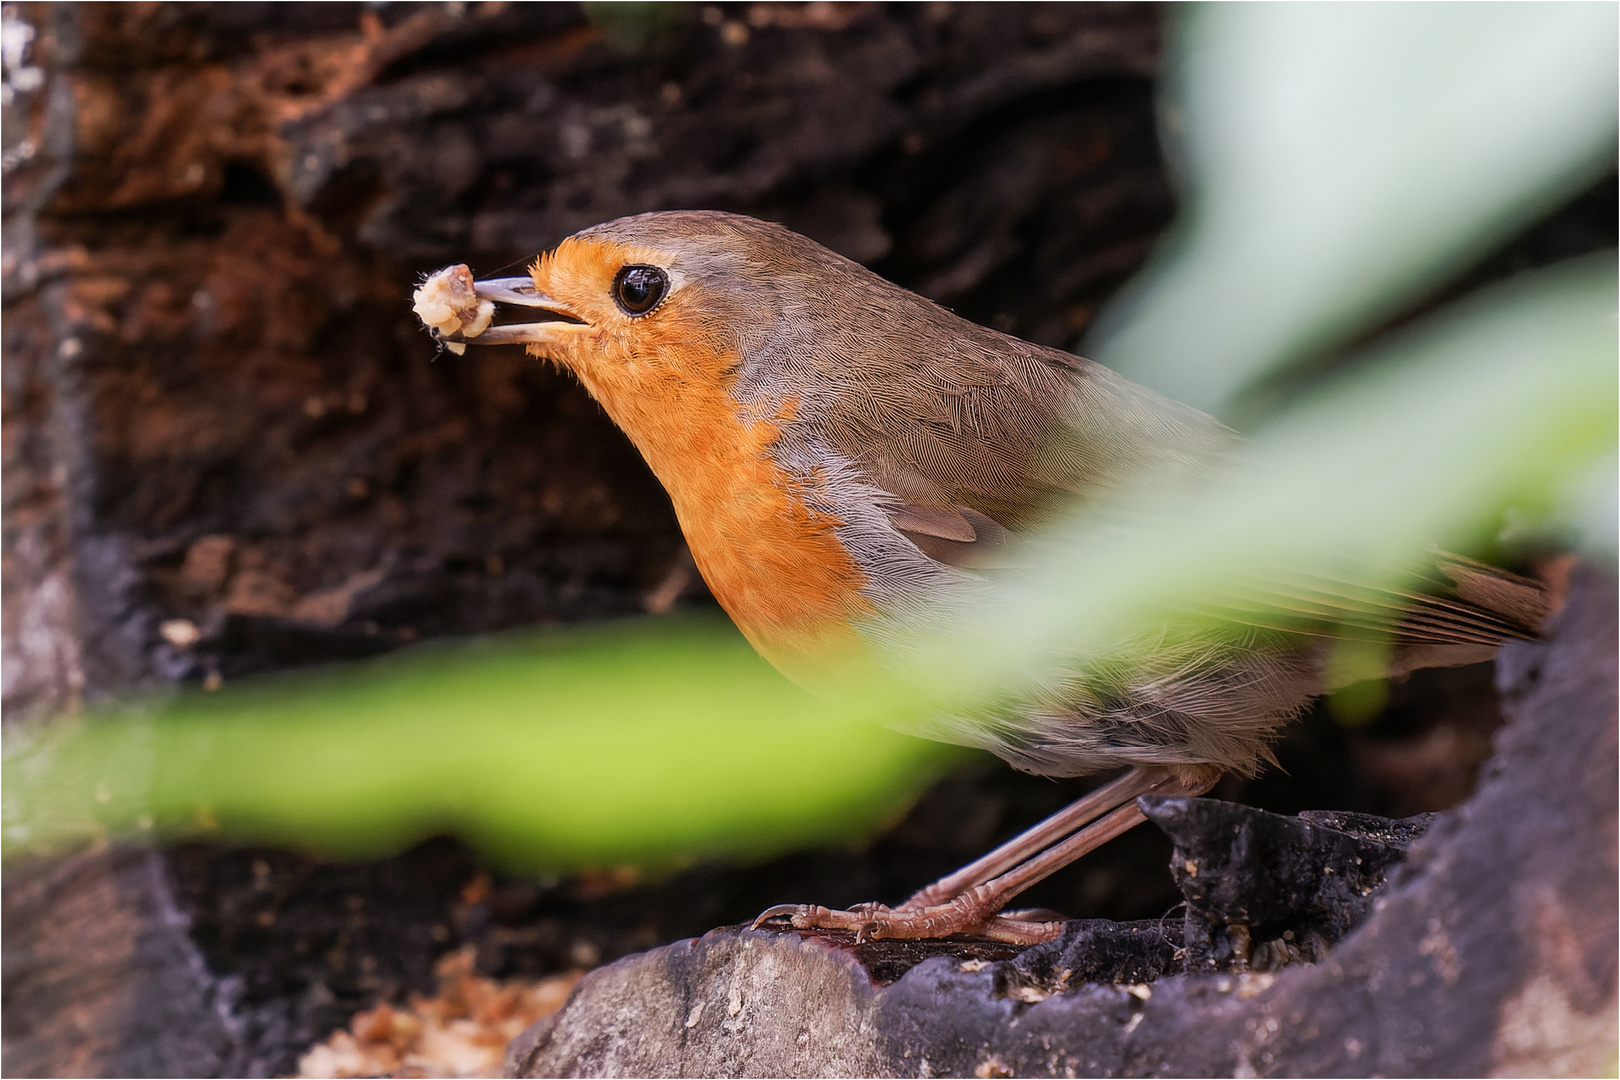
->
[413,265,587,354]
[464,276,587,345]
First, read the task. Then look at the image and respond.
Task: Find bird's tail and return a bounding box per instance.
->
[1383,552,1554,679]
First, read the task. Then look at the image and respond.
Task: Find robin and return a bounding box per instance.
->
[413,210,1549,944]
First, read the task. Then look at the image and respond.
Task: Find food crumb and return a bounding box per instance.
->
[296,947,582,1078]
[413,265,494,348]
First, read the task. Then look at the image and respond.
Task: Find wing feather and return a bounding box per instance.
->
[809,319,1546,648]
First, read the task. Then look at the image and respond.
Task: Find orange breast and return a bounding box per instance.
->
[567,346,873,685]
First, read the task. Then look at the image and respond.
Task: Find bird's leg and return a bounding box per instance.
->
[897,766,1182,911]
[752,765,1218,944]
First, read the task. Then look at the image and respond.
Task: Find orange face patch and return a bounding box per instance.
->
[524,238,872,685]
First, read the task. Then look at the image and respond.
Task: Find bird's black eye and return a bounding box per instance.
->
[612,264,668,316]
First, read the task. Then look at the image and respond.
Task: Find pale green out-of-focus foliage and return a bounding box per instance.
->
[4,4,1615,870]
[4,618,947,868]
[1092,2,1617,420]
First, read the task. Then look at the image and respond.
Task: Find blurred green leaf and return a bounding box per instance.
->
[3,616,960,869]
[1092,3,1618,417]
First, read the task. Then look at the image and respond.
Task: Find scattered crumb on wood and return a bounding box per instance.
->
[297,947,581,1079]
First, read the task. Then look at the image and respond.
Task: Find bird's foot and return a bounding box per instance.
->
[751,893,1065,945]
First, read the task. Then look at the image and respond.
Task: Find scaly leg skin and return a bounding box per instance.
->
[752,765,1218,944]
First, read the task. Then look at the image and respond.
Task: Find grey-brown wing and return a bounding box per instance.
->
[811,330,1234,551]
[813,333,1547,647]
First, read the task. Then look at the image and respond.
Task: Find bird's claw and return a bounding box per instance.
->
[749,903,807,930]
[749,902,894,939]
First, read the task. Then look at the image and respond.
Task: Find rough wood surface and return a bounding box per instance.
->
[0,847,236,1078]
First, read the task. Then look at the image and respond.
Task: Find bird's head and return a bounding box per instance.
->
[418,211,870,405]
[414,211,907,681]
